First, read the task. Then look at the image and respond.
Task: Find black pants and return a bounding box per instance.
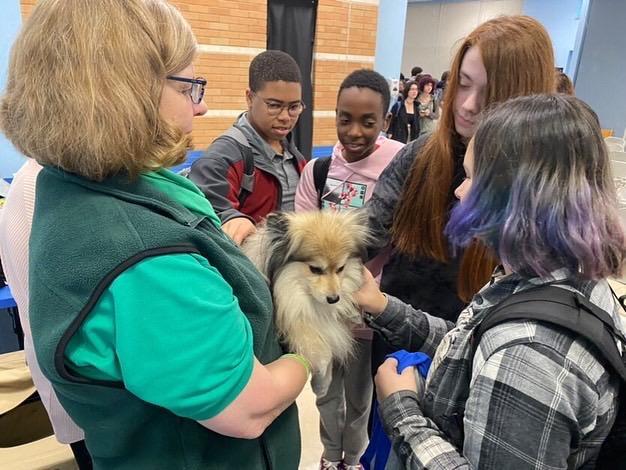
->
[70,440,93,470]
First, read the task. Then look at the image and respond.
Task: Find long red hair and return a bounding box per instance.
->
[391,16,555,300]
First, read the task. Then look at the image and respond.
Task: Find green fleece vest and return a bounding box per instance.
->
[29,167,300,470]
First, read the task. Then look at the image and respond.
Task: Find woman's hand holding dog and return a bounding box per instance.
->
[353,267,388,317]
[375,357,418,401]
[222,217,256,245]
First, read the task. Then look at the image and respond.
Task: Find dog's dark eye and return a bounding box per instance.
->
[336,266,345,273]
[309,266,324,275]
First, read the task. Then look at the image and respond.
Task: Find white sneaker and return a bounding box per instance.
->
[319,458,342,470]
[343,464,364,470]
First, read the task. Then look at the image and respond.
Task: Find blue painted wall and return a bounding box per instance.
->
[0,0,24,179]
[523,0,582,73]
[374,0,408,81]
[575,0,626,135]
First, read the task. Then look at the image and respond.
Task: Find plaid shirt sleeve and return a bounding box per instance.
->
[380,391,470,469]
[379,333,615,470]
[364,294,454,357]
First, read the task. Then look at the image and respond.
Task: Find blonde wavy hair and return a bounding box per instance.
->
[0,0,197,181]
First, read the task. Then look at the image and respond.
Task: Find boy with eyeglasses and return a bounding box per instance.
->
[189,50,306,244]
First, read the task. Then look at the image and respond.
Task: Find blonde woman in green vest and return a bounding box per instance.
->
[0,1,309,468]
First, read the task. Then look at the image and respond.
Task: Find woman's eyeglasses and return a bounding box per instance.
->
[167,76,207,104]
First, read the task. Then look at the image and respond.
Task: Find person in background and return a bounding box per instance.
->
[296,69,404,470]
[416,75,440,136]
[396,78,405,102]
[388,77,403,109]
[356,93,625,469]
[365,14,556,397]
[555,70,574,95]
[0,159,91,469]
[189,50,307,245]
[435,70,449,103]
[410,66,423,81]
[388,80,420,144]
[0,1,308,468]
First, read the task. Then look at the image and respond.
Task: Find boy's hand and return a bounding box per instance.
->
[223,217,256,245]
[353,267,387,317]
[375,358,418,401]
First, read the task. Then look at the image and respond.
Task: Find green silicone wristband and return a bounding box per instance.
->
[282,353,311,375]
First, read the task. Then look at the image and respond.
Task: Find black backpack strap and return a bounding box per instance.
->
[312,156,332,209]
[472,285,626,382]
[215,125,255,207]
[611,283,626,310]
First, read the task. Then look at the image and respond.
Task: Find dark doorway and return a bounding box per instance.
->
[267,0,318,159]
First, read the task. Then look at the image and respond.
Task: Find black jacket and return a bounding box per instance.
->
[388,100,420,144]
[365,135,467,375]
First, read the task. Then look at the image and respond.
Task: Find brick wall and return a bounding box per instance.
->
[313,1,378,145]
[20,0,378,153]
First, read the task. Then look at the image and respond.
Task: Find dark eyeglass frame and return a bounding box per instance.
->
[166,76,207,104]
[251,92,306,117]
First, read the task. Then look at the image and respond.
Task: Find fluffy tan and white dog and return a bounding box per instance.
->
[242,210,369,372]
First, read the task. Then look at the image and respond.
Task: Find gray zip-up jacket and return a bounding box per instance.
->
[189,113,306,224]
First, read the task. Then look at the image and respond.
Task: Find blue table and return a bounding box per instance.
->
[0,285,23,349]
[168,146,335,175]
[169,150,204,175]
[0,285,16,309]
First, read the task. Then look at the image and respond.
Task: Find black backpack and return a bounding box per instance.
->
[312,156,332,209]
[472,285,626,469]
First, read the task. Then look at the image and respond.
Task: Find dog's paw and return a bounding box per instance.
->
[312,358,331,375]
[305,351,332,375]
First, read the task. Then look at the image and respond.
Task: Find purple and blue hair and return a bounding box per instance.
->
[446,94,625,280]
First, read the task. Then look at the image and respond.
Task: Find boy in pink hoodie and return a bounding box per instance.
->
[295,69,404,470]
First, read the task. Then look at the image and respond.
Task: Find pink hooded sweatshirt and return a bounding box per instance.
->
[295,135,404,213]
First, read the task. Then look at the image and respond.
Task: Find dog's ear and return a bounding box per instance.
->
[341,209,371,259]
[263,212,292,285]
[264,212,290,236]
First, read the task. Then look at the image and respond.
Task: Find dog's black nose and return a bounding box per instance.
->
[326,295,340,304]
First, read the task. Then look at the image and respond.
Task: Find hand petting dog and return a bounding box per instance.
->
[353,267,388,317]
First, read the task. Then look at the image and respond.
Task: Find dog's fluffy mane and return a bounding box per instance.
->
[242,209,370,372]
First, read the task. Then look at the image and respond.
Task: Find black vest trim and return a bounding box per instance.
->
[54,244,202,387]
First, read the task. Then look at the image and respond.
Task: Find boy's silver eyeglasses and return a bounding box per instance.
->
[252,92,306,117]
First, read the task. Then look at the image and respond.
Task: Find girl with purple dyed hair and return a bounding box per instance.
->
[355,94,626,469]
